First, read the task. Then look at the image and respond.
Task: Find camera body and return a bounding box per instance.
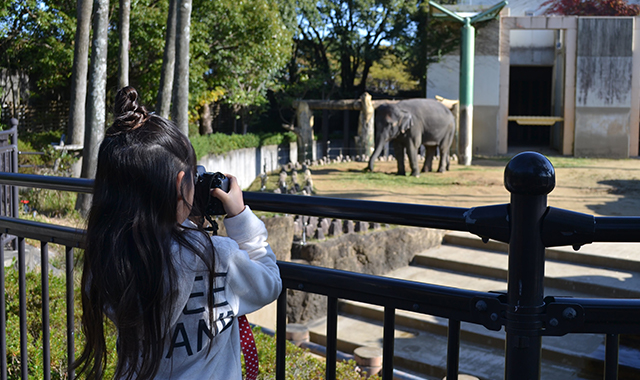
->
[194,165,229,216]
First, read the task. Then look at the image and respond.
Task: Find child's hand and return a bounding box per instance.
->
[211,174,245,218]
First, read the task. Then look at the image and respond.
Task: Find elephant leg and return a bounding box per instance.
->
[407,142,420,177]
[422,145,437,172]
[392,140,406,176]
[438,124,455,172]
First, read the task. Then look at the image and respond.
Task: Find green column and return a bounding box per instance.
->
[459,18,475,166]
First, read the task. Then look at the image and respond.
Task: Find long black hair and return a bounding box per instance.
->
[75,86,211,379]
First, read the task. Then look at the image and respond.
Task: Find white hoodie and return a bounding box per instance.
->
[153,206,282,379]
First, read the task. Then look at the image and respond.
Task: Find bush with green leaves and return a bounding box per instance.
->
[190,132,297,159]
[4,267,117,380]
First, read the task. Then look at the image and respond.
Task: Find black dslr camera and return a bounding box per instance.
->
[194,165,230,216]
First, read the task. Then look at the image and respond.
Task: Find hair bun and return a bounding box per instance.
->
[112,86,149,132]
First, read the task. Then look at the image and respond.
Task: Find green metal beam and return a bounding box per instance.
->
[471,1,508,23]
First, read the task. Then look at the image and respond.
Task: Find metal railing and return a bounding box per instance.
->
[0,151,639,380]
[0,122,18,249]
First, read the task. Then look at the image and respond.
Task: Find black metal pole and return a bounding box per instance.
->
[604,333,619,380]
[504,152,555,380]
[446,319,461,380]
[275,291,287,380]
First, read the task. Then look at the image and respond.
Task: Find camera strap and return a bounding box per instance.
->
[238,315,259,379]
[204,214,219,236]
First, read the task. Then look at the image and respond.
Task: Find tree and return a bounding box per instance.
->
[170,0,192,137]
[399,0,462,94]
[542,0,640,15]
[118,0,131,89]
[77,0,109,215]
[157,0,177,118]
[0,1,77,106]
[68,0,93,146]
[191,0,293,134]
[295,0,415,97]
[366,48,418,95]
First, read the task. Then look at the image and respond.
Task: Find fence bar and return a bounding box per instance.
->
[18,238,27,380]
[66,246,75,380]
[275,291,287,380]
[594,217,640,242]
[41,242,51,380]
[447,319,461,380]
[244,192,469,231]
[504,152,554,380]
[604,334,619,380]
[0,239,6,380]
[0,172,94,194]
[382,307,395,380]
[326,296,338,380]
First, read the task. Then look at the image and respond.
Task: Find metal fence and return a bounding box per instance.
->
[0,121,18,249]
[0,151,639,380]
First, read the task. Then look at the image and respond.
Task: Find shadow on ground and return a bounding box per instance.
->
[586,179,640,216]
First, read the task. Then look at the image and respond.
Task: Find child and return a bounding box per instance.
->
[75,86,282,379]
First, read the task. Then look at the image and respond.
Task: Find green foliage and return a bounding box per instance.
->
[367,48,419,95]
[292,0,416,97]
[190,132,296,159]
[17,131,79,177]
[4,268,118,380]
[192,0,293,108]
[253,327,380,379]
[20,187,79,218]
[0,1,76,102]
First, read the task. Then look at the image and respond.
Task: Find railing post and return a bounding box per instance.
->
[504,152,555,380]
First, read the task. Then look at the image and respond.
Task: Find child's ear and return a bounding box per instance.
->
[176,171,186,200]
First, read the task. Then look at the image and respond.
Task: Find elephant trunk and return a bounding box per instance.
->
[368,137,387,171]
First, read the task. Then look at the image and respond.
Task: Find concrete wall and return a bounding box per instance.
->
[574,18,634,157]
[510,29,555,66]
[197,142,319,189]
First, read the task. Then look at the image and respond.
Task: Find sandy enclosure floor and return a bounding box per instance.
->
[307,155,640,217]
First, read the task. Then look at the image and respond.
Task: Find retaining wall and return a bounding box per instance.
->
[197,142,318,189]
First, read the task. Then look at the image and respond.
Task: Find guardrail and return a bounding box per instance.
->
[0,151,639,380]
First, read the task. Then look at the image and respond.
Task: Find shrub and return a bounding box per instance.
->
[190,132,297,159]
[252,327,378,379]
[4,267,117,380]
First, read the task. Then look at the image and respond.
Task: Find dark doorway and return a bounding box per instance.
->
[508,66,553,146]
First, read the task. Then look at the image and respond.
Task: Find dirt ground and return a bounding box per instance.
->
[307,152,640,217]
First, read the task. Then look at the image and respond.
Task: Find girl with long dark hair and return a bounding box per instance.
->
[75,86,281,379]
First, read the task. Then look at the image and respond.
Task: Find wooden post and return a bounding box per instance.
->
[295,102,314,163]
[357,92,374,158]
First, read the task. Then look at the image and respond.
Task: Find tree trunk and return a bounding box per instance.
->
[76,0,109,216]
[199,102,213,135]
[118,0,130,89]
[171,0,192,137]
[156,0,177,117]
[67,0,93,146]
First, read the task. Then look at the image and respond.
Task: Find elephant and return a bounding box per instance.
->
[368,98,455,176]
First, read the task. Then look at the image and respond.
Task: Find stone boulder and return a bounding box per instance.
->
[287,227,445,323]
[263,215,294,261]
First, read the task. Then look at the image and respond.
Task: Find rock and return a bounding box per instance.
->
[263,215,294,261]
[288,227,446,323]
[329,219,343,237]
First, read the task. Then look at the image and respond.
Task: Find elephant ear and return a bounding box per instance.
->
[399,112,413,134]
